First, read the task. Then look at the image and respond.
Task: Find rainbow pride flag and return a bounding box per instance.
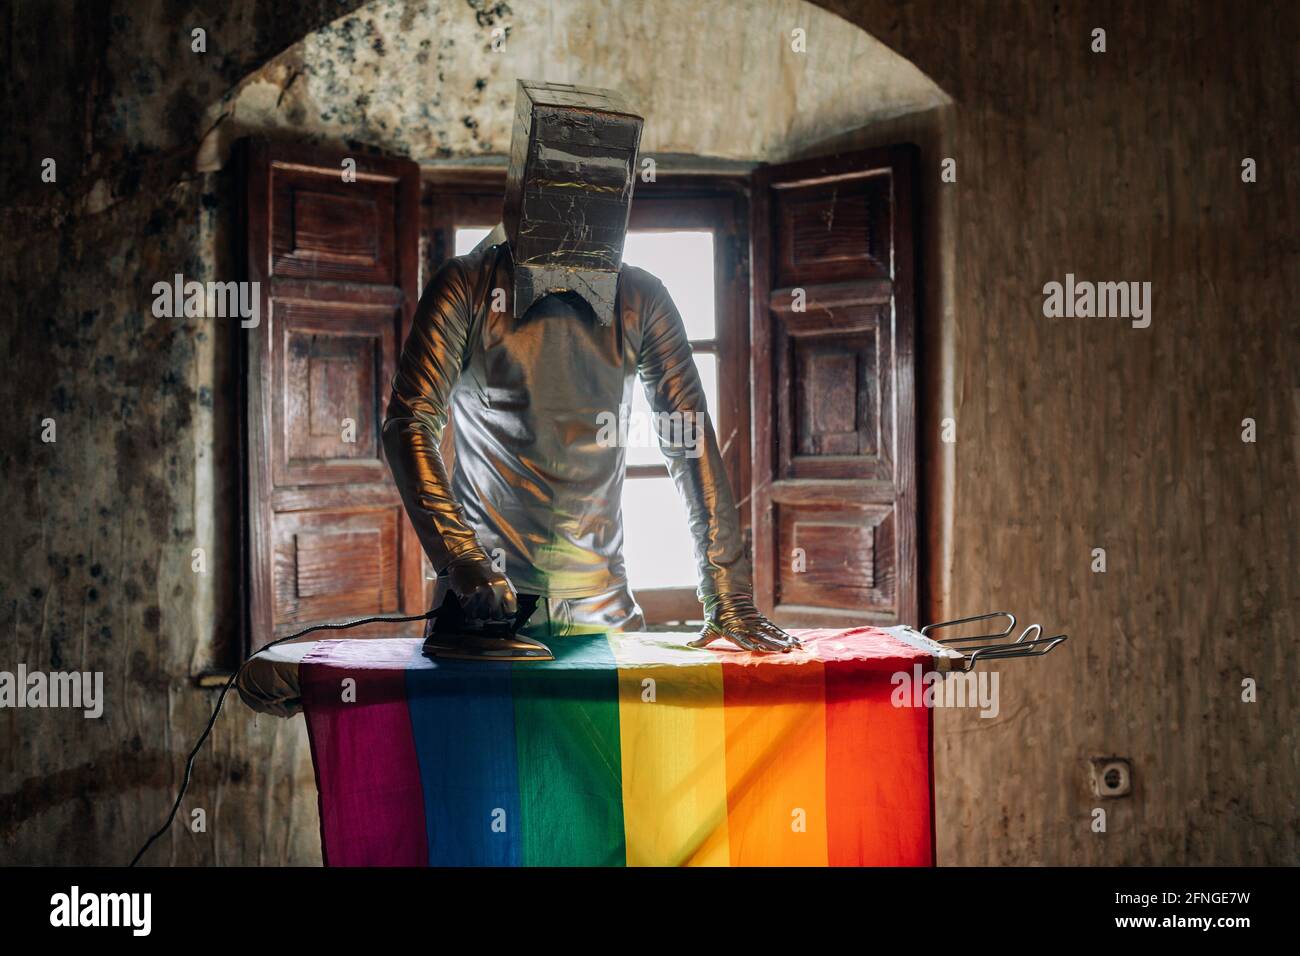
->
[300,627,935,866]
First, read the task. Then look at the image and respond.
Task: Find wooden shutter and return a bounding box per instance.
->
[750,145,917,628]
[240,140,426,650]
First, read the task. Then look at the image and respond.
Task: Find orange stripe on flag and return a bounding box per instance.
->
[720,655,828,866]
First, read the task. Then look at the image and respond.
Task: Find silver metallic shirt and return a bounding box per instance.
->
[383,242,752,602]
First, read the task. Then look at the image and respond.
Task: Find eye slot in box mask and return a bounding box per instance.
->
[502,80,644,326]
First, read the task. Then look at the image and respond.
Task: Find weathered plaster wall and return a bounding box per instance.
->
[815,0,1299,864]
[1,0,377,867]
[199,0,946,169]
[3,0,1296,867]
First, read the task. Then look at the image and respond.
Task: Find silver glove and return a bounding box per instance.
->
[689,593,801,653]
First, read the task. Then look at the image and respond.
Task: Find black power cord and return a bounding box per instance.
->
[128,610,435,867]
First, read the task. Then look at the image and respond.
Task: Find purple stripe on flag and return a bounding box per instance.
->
[301,639,428,867]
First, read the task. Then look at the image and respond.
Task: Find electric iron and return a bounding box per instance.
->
[422,589,554,662]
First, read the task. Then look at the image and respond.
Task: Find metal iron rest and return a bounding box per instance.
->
[920,611,1068,671]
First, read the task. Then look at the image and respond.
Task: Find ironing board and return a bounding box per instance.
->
[239,626,964,866]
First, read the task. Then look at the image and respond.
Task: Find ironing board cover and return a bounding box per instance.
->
[300,627,935,866]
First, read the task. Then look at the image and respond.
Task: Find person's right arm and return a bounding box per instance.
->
[382,258,516,621]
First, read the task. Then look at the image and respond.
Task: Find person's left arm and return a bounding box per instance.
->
[635,276,798,653]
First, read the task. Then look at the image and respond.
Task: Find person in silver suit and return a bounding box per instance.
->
[383,80,797,655]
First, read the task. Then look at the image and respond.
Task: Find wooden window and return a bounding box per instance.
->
[749,145,918,627]
[235,143,915,646]
[238,140,427,652]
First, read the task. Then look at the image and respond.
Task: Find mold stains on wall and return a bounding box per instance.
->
[1,0,379,866]
[198,0,946,172]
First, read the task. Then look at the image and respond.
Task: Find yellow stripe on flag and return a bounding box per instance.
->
[608,635,731,866]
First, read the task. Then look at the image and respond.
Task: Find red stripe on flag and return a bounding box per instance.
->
[792,627,934,867]
[824,657,934,866]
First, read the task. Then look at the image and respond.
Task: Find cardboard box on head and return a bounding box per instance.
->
[502,79,644,326]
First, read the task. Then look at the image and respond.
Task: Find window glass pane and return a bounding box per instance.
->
[455,226,493,255]
[625,352,717,467]
[622,231,716,340]
[621,476,699,589]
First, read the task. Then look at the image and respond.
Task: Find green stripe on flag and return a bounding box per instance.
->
[511,634,626,866]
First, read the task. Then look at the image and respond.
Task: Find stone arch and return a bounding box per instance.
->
[197,0,949,170]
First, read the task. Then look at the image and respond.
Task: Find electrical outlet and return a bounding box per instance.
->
[1090,757,1132,798]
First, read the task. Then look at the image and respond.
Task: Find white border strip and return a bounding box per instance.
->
[883,625,966,673]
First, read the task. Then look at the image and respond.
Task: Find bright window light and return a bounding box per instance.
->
[620,476,699,590]
[621,229,718,591]
[455,226,493,255]
[621,231,716,340]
